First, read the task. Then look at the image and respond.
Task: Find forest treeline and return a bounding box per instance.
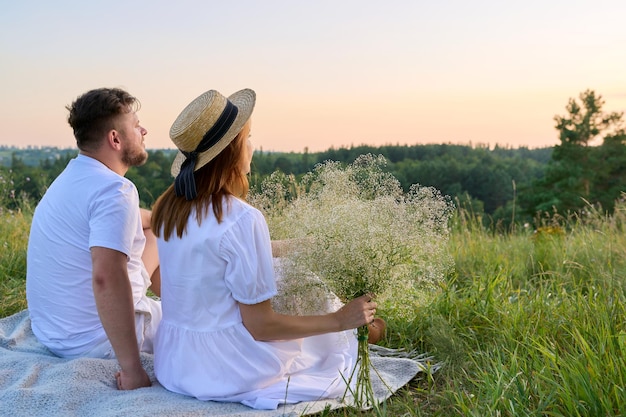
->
[1,89,624,230]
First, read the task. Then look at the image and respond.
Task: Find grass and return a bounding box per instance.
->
[3,201,626,416]
[0,208,30,317]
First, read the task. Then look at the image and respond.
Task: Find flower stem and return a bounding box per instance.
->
[353,324,376,410]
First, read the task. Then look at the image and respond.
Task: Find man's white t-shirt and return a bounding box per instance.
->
[26,154,151,357]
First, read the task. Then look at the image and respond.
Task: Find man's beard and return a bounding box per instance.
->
[122,144,148,167]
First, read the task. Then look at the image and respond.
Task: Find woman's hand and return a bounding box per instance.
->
[333,294,377,331]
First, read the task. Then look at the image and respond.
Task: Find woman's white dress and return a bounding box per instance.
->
[153,197,358,410]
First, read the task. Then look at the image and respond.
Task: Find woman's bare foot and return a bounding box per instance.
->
[367,318,386,344]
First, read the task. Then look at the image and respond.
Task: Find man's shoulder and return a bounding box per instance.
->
[71,156,137,194]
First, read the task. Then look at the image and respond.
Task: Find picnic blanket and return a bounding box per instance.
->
[0,309,435,416]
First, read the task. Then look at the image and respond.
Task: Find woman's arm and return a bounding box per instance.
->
[140,208,152,230]
[271,238,316,258]
[239,294,376,341]
[270,239,289,258]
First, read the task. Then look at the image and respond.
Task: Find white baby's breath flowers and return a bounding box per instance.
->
[252,154,454,320]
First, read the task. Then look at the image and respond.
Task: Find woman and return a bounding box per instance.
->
[151,89,377,410]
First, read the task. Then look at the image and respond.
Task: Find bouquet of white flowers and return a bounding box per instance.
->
[251,154,453,408]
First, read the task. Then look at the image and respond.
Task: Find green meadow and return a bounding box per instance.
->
[2,200,626,416]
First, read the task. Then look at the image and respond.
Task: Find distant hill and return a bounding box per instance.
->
[0,146,77,167]
[0,146,178,167]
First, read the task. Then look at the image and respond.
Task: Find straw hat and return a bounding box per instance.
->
[170,89,256,177]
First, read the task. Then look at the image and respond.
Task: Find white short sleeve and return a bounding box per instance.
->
[88,180,141,258]
[221,208,277,305]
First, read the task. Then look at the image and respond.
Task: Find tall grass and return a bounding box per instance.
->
[416,201,626,416]
[0,207,31,317]
[2,199,626,415]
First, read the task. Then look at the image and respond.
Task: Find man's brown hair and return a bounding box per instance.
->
[66,88,139,151]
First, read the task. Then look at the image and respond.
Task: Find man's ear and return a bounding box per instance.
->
[106,130,122,150]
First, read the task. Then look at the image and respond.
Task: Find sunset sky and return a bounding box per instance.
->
[1,0,625,152]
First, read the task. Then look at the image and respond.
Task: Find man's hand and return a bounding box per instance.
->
[115,366,151,390]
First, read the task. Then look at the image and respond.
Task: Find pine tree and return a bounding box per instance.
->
[522,90,625,216]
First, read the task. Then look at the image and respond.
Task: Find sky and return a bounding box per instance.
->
[1,0,625,153]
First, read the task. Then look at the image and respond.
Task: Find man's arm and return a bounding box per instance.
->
[91,246,151,390]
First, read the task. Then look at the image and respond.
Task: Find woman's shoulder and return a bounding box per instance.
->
[228,197,263,219]
[220,198,268,237]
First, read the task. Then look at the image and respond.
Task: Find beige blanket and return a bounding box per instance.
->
[0,310,434,416]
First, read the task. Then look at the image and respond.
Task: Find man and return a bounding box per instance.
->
[26,88,161,390]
